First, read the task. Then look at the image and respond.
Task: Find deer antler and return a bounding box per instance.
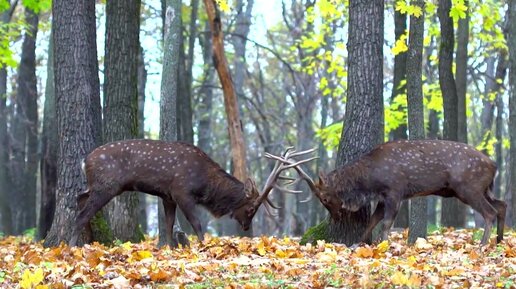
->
[262,147,318,203]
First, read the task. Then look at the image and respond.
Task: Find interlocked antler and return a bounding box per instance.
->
[263,147,318,203]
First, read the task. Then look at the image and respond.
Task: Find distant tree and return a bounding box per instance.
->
[38,30,57,240]
[406,0,426,244]
[438,0,466,228]
[103,0,142,243]
[328,0,384,245]
[10,6,39,234]
[456,0,468,144]
[508,0,516,228]
[0,0,17,235]
[44,0,102,247]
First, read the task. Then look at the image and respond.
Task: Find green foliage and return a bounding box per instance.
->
[90,213,114,246]
[316,122,342,151]
[0,0,8,12]
[385,93,407,135]
[21,0,51,13]
[300,219,331,245]
[450,0,468,22]
[22,228,36,239]
[395,0,423,17]
[475,131,497,156]
[0,22,24,69]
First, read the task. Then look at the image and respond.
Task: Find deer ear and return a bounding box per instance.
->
[244,178,257,199]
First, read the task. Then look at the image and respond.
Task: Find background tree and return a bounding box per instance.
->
[38,30,56,240]
[44,0,102,246]
[508,0,516,227]
[439,0,466,228]
[406,0,426,244]
[328,0,384,245]
[102,0,142,243]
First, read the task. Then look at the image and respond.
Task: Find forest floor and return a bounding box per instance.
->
[0,229,515,289]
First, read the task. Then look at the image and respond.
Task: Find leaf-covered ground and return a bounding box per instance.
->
[1,229,515,288]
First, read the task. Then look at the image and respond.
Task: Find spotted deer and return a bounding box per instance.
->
[267,140,507,245]
[70,140,315,247]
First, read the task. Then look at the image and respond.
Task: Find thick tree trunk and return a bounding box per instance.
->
[438,0,466,228]
[406,0,426,243]
[11,7,39,234]
[39,30,57,240]
[103,0,142,243]
[204,0,248,182]
[44,0,102,247]
[329,0,384,245]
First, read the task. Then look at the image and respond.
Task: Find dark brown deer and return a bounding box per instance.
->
[70,140,315,247]
[267,140,507,245]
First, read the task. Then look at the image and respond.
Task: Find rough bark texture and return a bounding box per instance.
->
[508,0,516,228]
[406,0,427,244]
[456,0,468,144]
[329,0,384,245]
[391,4,409,229]
[44,0,102,247]
[103,0,142,243]
[159,0,182,246]
[0,5,14,235]
[39,30,57,240]
[11,7,39,234]
[438,0,466,228]
[204,0,248,182]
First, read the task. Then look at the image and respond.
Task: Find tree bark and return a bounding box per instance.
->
[44,0,102,247]
[329,0,384,245]
[203,0,248,182]
[438,0,466,228]
[0,3,15,235]
[11,7,39,234]
[39,29,57,240]
[456,0,469,144]
[197,21,214,154]
[390,3,409,229]
[406,0,427,244]
[508,0,516,227]
[103,0,142,243]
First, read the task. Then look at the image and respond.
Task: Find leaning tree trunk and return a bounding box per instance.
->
[39,30,57,240]
[103,0,142,243]
[328,0,384,245]
[44,0,103,247]
[12,7,39,234]
[406,0,427,244]
[203,0,248,182]
[508,0,516,228]
[438,0,466,228]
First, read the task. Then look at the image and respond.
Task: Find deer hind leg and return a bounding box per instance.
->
[71,186,120,246]
[487,198,507,243]
[459,192,497,245]
[360,202,385,243]
[175,194,204,242]
[162,199,178,247]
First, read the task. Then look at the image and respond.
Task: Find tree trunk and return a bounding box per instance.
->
[38,30,57,240]
[137,45,148,233]
[438,0,466,228]
[0,3,15,235]
[456,0,468,144]
[103,0,142,243]
[508,0,516,227]
[390,3,409,229]
[11,7,39,234]
[197,21,214,154]
[203,0,248,182]
[329,0,384,245]
[44,0,102,247]
[406,0,427,244]
[159,0,182,246]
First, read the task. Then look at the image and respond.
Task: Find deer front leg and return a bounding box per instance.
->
[175,195,204,242]
[360,202,385,243]
[162,199,178,247]
[380,195,401,241]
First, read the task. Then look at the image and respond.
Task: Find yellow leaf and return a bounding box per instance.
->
[354,246,374,258]
[444,268,464,276]
[215,0,230,12]
[407,274,422,287]
[275,249,286,258]
[256,241,266,256]
[136,250,153,260]
[376,240,389,253]
[391,271,409,286]
[121,241,132,250]
[20,268,44,289]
